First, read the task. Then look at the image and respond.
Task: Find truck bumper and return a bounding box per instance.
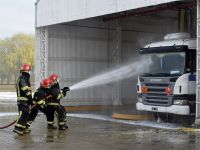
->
[136,102,190,115]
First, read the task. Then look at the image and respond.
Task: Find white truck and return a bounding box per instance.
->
[136,33,196,123]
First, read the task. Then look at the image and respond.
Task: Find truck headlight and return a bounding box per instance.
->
[173,100,188,105]
[138,97,142,102]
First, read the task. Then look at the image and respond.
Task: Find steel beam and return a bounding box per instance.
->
[112,21,122,105]
[35,27,48,88]
[195,0,200,126]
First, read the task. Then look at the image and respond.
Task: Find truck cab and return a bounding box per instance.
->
[136,33,196,121]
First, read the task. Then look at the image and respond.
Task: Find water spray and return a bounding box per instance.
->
[70,57,151,91]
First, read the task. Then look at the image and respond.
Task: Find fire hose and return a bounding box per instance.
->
[0,95,52,129]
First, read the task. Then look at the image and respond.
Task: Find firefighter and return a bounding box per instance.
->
[48,74,70,130]
[28,78,57,129]
[13,64,32,135]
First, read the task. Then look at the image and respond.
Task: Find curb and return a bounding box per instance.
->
[112,113,154,121]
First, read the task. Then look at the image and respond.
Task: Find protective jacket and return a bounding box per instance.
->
[16,73,32,103]
[33,86,50,107]
[47,84,64,106]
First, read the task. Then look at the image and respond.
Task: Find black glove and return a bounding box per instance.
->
[62,90,67,96]
[62,87,70,92]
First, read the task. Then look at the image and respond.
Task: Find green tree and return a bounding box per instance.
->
[0,33,35,84]
[7,34,35,70]
[0,39,13,84]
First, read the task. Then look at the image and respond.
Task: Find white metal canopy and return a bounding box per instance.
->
[35,0,182,27]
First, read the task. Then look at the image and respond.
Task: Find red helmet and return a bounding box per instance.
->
[41,78,51,88]
[20,64,31,72]
[49,74,59,82]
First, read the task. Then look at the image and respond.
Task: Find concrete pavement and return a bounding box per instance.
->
[0,114,200,150]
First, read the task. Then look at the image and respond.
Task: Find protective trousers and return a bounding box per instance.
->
[60,105,67,122]
[55,105,66,126]
[47,105,66,126]
[28,105,56,126]
[15,102,29,129]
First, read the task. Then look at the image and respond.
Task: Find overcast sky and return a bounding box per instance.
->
[0,0,36,39]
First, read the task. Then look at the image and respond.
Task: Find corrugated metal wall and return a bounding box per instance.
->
[45,10,178,106]
[48,22,112,105]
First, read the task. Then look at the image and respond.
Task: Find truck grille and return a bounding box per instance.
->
[142,83,173,106]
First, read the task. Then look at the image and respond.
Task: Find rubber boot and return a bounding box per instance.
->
[47,124,57,129]
[58,125,66,130]
[64,123,68,129]
[24,128,31,133]
[13,126,24,135]
[24,124,31,133]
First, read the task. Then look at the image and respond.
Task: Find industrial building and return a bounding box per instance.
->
[35,0,200,121]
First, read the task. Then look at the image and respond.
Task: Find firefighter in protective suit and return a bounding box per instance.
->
[13,64,32,135]
[28,78,57,129]
[48,74,70,130]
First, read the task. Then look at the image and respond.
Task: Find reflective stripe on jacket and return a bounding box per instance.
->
[16,73,32,102]
[33,87,50,106]
[48,84,65,104]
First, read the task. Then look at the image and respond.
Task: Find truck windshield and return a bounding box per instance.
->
[142,52,185,75]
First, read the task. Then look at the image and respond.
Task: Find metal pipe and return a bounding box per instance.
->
[103,2,195,22]
[35,0,41,6]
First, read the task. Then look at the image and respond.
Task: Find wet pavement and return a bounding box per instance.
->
[0,92,200,150]
[0,114,200,150]
[0,92,17,112]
